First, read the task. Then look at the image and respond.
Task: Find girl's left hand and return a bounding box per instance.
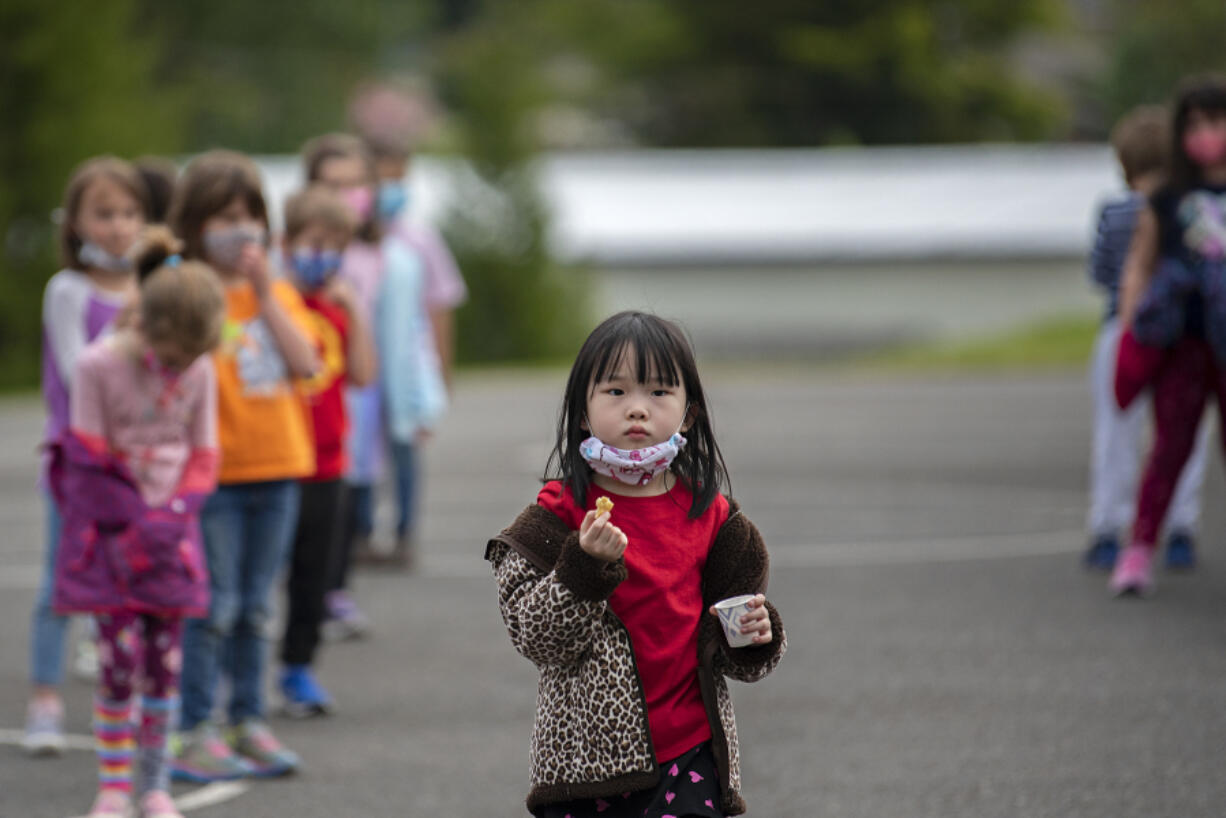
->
[709,593,772,644]
[324,276,359,313]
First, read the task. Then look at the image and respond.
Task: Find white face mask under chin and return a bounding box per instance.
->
[79,241,132,274]
[579,429,687,487]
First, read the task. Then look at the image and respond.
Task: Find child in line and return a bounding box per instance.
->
[25,157,147,756]
[1113,75,1226,596]
[278,186,376,716]
[134,156,179,224]
[350,81,467,570]
[303,133,445,636]
[348,80,468,392]
[169,151,319,779]
[1083,105,1210,571]
[486,311,785,817]
[52,227,224,818]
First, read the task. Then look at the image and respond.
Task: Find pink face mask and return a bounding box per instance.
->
[579,432,687,486]
[340,186,375,222]
[1183,130,1226,167]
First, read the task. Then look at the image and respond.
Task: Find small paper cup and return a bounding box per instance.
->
[714,594,758,648]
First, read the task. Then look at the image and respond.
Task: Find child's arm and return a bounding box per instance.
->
[703,505,786,683]
[67,349,109,455]
[1088,201,1132,291]
[237,244,320,379]
[325,277,377,388]
[43,274,93,391]
[171,361,220,500]
[1117,206,1160,329]
[486,508,627,668]
[377,243,446,442]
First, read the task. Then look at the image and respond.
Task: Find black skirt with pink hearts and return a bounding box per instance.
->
[537,742,723,818]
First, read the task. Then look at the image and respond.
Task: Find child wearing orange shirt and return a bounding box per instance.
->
[167,151,320,782]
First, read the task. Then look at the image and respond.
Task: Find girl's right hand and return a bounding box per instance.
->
[236,243,271,298]
[579,509,627,562]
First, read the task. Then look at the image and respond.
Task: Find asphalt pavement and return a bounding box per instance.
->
[2,366,1224,818]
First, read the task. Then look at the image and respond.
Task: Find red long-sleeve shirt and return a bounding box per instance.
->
[538,479,730,762]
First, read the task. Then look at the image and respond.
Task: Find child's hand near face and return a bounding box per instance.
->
[235,242,271,297]
[709,594,773,645]
[323,275,359,313]
[579,508,627,562]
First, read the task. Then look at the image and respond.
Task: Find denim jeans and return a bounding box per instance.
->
[29,496,67,686]
[179,480,300,730]
[388,439,416,540]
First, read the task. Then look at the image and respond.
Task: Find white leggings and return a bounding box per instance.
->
[1087,318,1211,538]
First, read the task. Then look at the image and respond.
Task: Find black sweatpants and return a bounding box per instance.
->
[281,479,346,666]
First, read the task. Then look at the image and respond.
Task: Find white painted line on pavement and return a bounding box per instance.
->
[0,729,251,814]
[62,783,251,817]
[173,781,252,811]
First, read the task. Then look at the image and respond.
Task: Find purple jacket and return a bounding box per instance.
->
[49,433,209,618]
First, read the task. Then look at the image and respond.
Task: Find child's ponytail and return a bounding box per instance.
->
[129,225,184,283]
[129,225,225,359]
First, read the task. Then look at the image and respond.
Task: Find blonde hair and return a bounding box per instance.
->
[1111,105,1170,185]
[129,225,225,358]
[283,186,358,243]
[59,156,149,269]
[168,150,269,261]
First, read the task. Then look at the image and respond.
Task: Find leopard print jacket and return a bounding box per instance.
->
[485,498,786,816]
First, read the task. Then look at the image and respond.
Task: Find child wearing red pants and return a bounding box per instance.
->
[1113,74,1226,596]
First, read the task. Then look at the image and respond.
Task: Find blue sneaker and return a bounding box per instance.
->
[1164,531,1197,571]
[1083,534,1119,571]
[279,665,333,719]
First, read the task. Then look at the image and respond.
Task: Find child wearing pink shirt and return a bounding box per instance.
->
[52,227,225,818]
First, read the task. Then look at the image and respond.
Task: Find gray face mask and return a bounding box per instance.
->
[202,224,265,270]
[78,241,133,274]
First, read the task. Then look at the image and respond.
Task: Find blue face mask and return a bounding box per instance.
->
[291,248,342,290]
[377,181,409,221]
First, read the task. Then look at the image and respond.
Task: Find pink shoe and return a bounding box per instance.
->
[1110,544,1155,597]
[139,790,183,818]
[87,788,133,818]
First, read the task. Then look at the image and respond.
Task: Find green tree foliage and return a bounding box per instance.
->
[495,0,1066,146]
[1103,0,1226,121]
[435,6,591,363]
[131,0,430,152]
[0,0,181,389]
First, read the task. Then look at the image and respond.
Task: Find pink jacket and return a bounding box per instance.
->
[50,432,210,618]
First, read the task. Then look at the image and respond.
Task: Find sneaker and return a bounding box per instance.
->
[138,790,182,818]
[169,724,254,783]
[324,590,371,641]
[22,695,65,757]
[1164,530,1197,571]
[228,720,300,777]
[1082,534,1119,571]
[1110,544,1155,597]
[74,634,100,682]
[279,665,333,718]
[86,788,133,818]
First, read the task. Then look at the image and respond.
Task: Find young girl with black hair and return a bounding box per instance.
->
[1113,74,1226,596]
[486,311,785,817]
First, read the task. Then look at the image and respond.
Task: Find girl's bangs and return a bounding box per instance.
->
[1181,81,1226,119]
[588,321,682,388]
